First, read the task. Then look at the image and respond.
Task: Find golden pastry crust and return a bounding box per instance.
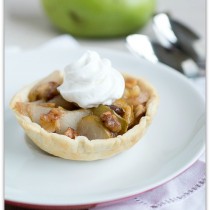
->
[10,71,159,161]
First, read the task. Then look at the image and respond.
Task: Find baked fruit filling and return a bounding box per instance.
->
[10,51,158,160]
[14,72,149,140]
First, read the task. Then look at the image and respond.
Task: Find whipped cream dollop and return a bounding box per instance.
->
[58,51,125,108]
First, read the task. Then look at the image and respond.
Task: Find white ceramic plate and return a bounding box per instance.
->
[5,47,205,208]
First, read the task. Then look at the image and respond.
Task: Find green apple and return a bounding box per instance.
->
[41,0,156,38]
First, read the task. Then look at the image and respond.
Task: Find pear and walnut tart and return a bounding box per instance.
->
[10,70,159,161]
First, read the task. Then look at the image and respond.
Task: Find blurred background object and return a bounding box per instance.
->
[5,0,206,52]
[126,34,203,77]
[152,12,206,69]
[41,0,156,38]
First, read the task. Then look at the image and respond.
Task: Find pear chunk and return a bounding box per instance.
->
[48,95,78,110]
[59,109,91,133]
[77,115,112,140]
[14,102,90,133]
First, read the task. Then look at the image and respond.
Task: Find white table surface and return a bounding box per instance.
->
[5,0,206,52]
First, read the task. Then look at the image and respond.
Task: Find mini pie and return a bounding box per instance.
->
[10,70,159,161]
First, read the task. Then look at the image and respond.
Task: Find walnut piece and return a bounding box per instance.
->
[29,81,60,102]
[125,78,138,89]
[100,111,121,133]
[40,108,62,132]
[126,91,149,106]
[134,104,146,118]
[129,85,141,98]
[64,127,78,139]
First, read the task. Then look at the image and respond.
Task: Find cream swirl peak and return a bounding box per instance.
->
[57,51,125,108]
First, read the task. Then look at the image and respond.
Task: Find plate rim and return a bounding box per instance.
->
[5,151,204,208]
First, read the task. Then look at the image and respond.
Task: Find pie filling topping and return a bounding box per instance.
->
[14,51,150,140]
